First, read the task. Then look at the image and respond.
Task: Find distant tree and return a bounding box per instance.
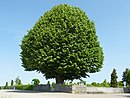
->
[4,82,8,89]
[47,81,50,85]
[77,82,80,85]
[110,69,118,88]
[32,79,40,85]
[63,81,67,86]
[69,81,74,85]
[79,79,86,85]
[118,81,124,87]
[91,82,97,86]
[5,82,8,87]
[122,68,129,86]
[101,79,110,87]
[52,82,56,90]
[11,80,14,86]
[126,70,130,87]
[15,76,22,86]
[20,4,104,84]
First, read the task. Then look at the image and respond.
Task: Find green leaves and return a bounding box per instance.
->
[126,70,130,87]
[20,4,104,84]
[110,69,118,87]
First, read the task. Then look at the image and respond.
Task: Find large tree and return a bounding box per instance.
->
[20,4,104,84]
[122,68,129,86]
[126,70,130,87]
[110,69,118,87]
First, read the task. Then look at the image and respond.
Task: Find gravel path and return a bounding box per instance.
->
[0,90,130,98]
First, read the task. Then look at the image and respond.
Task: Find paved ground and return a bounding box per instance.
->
[0,90,130,98]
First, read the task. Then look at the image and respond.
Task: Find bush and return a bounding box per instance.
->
[118,81,124,88]
[87,80,110,87]
[15,84,34,90]
[52,82,56,90]
[91,82,97,86]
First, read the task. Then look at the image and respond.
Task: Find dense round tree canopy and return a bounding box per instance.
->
[32,79,40,85]
[20,4,104,84]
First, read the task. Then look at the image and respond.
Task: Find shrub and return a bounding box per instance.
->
[15,84,34,90]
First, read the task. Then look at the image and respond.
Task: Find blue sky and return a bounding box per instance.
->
[0,0,130,86]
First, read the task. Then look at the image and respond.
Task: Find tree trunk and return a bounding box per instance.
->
[55,76,64,84]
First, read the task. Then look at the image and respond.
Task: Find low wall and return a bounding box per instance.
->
[33,84,130,94]
[73,86,130,94]
[55,85,130,94]
[86,87,124,94]
[55,84,72,93]
[33,84,50,92]
[71,85,87,93]
[123,88,130,93]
